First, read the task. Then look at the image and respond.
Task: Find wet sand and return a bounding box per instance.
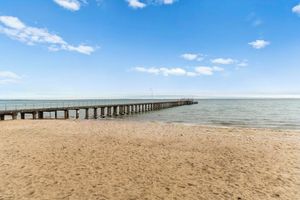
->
[0,120,299,199]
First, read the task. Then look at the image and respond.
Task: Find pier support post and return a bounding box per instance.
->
[113,106,118,116]
[133,105,136,113]
[32,112,37,120]
[0,115,4,121]
[21,113,25,120]
[118,106,122,115]
[76,109,80,119]
[126,105,130,114]
[85,108,89,119]
[94,108,98,119]
[121,106,126,115]
[100,107,105,118]
[12,113,17,120]
[54,111,58,119]
[38,111,43,119]
[107,107,112,117]
[64,110,69,119]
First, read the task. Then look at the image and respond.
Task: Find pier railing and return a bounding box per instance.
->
[0,99,197,121]
[0,99,178,112]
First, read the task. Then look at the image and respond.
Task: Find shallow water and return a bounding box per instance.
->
[1,99,300,130]
[126,99,300,130]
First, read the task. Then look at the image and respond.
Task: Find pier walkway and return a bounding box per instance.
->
[0,99,197,121]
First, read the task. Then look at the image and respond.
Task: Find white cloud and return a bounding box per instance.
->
[160,67,186,76]
[53,0,85,11]
[126,0,177,9]
[65,45,95,55]
[153,0,176,5]
[0,71,21,84]
[194,66,214,75]
[292,3,300,15]
[212,66,224,72]
[161,0,175,4]
[134,65,223,77]
[127,0,146,9]
[0,16,95,55]
[134,67,160,74]
[211,58,235,65]
[237,60,248,67]
[0,16,25,29]
[181,53,204,61]
[134,67,186,76]
[194,66,223,75]
[248,39,270,49]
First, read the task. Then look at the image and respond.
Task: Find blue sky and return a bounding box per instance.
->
[0,0,300,99]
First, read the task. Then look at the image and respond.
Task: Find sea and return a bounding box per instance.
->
[1,99,300,130]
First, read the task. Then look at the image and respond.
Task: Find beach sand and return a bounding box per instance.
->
[0,120,299,200]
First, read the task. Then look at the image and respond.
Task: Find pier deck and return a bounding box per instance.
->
[0,99,197,121]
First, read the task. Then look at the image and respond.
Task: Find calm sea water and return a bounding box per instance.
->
[1,99,300,130]
[126,99,300,130]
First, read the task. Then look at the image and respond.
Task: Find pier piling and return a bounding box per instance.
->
[0,99,196,121]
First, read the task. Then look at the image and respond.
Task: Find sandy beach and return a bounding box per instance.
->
[0,120,299,200]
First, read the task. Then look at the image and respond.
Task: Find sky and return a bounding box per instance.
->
[0,0,300,99]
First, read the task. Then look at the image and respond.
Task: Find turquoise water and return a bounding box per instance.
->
[1,99,300,130]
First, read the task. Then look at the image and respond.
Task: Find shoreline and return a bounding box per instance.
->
[24,118,300,132]
[1,120,299,199]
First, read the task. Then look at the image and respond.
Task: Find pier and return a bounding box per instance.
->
[0,99,197,121]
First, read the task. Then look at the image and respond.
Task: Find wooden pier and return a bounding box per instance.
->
[0,99,197,121]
